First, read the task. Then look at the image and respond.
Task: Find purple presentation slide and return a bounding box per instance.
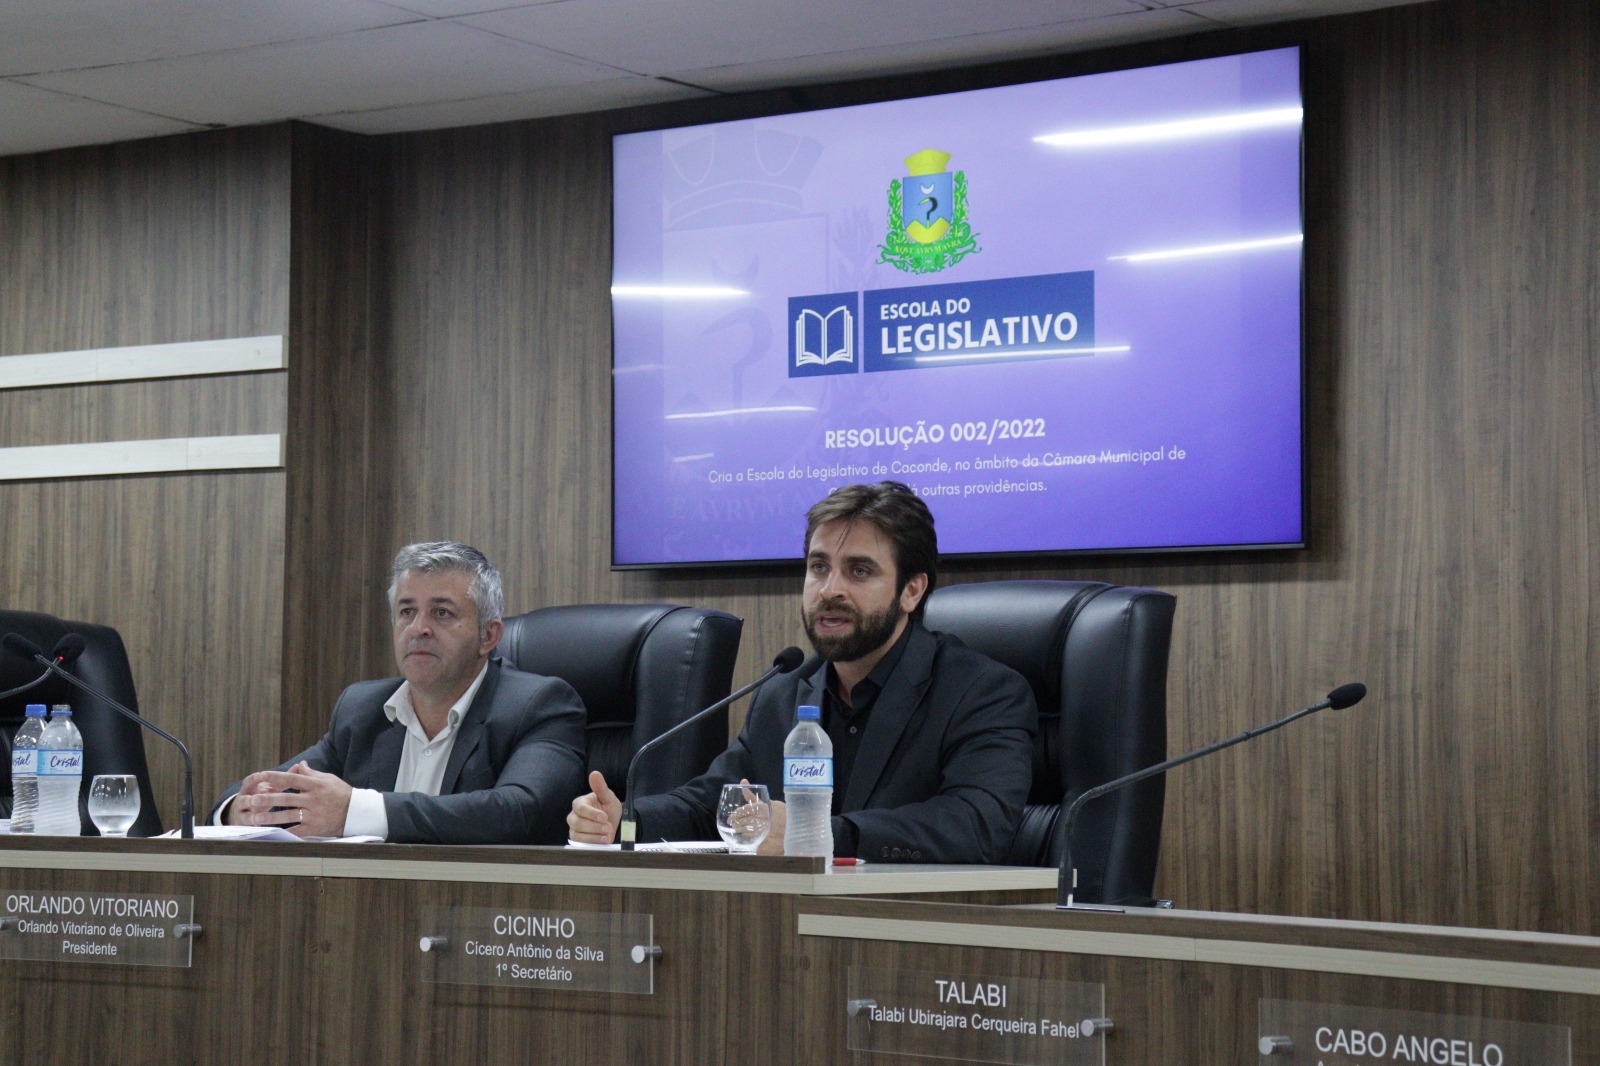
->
[612,47,1304,566]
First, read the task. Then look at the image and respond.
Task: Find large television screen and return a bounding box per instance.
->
[612,46,1304,567]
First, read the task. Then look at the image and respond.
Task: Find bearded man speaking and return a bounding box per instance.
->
[567,482,1037,863]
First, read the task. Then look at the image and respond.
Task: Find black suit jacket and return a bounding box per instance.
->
[213,659,585,844]
[635,624,1037,863]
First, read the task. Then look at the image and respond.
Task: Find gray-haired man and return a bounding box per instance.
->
[214,541,585,844]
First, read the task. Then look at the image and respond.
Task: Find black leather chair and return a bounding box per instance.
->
[497,604,742,801]
[922,581,1174,903]
[0,610,164,836]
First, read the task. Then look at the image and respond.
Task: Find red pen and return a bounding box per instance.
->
[832,857,866,866]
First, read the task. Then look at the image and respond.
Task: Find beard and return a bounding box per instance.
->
[804,596,905,664]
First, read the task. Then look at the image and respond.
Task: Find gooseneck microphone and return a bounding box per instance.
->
[53,633,88,663]
[618,646,807,850]
[0,632,86,700]
[2,632,196,839]
[1058,682,1368,910]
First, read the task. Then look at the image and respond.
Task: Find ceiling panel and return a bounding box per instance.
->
[463,0,1146,76]
[16,20,629,127]
[375,0,563,16]
[317,75,709,135]
[1171,0,1425,23]
[0,0,1437,158]
[676,8,1213,94]
[0,80,203,156]
[0,0,420,77]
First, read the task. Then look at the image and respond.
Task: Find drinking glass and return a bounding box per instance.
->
[716,783,772,853]
[88,774,141,837]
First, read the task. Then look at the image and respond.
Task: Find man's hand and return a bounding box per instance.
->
[225,761,352,837]
[567,770,622,844]
[758,799,787,855]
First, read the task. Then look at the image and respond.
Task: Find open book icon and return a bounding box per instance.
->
[795,305,855,367]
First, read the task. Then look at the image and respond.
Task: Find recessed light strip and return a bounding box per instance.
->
[664,405,816,420]
[911,345,1131,364]
[1111,234,1303,263]
[611,286,749,299]
[1035,106,1303,147]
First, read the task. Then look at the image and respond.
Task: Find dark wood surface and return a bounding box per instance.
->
[318,0,1600,936]
[0,840,1048,1065]
[0,472,288,829]
[794,897,1600,1065]
[3,842,1590,1064]
[0,374,286,450]
[798,895,1600,972]
[0,126,293,829]
[282,122,383,756]
[1,0,1597,940]
[0,127,290,357]
[0,861,320,1063]
[313,877,731,1065]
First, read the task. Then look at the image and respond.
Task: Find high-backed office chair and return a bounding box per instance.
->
[922,581,1174,904]
[497,604,742,801]
[0,610,164,836]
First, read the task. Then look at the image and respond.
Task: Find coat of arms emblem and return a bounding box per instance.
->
[877,149,979,274]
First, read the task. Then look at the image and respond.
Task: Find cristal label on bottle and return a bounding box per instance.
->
[38,751,84,775]
[784,756,833,789]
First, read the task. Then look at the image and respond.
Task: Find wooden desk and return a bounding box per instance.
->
[794,897,1600,1063]
[0,838,1052,1064]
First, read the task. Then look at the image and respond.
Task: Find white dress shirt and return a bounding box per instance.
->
[342,663,490,839]
[217,664,490,838]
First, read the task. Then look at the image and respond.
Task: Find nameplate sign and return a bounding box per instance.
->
[1258,999,1572,1064]
[419,906,655,994]
[0,890,196,968]
[848,966,1106,1065]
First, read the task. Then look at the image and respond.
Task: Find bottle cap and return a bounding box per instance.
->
[797,704,821,720]
[50,705,72,716]
[24,704,46,716]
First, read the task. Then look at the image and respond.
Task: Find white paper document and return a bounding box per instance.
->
[564,840,729,854]
[157,825,382,843]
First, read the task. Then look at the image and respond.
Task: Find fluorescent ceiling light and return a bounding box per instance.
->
[611,285,749,299]
[665,405,816,420]
[1109,234,1302,263]
[1035,106,1303,147]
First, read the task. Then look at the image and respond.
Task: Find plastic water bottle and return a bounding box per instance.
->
[34,705,84,836]
[783,703,833,858]
[9,703,49,833]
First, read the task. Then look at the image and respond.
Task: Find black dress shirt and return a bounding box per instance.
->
[820,623,913,854]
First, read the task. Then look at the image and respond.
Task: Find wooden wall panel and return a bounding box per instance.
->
[281,123,383,753]
[0,864,322,1064]
[0,375,285,449]
[0,474,287,831]
[339,0,1599,936]
[793,899,1600,1066]
[0,128,291,357]
[0,127,292,826]
[1,0,1592,941]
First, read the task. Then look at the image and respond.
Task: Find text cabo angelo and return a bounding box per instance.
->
[1314,1027,1507,1065]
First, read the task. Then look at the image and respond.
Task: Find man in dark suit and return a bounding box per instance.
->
[567,482,1037,863]
[214,541,585,844]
